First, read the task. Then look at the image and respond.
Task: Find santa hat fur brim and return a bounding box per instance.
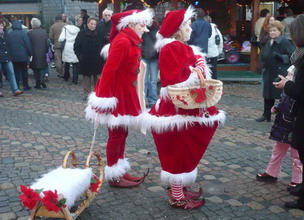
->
[117,9,154,31]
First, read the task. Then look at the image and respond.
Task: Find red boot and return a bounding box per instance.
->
[169,198,206,210]
[122,169,149,182]
[166,187,203,200]
[108,177,144,188]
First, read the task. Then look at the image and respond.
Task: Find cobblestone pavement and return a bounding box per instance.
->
[1,72,304,220]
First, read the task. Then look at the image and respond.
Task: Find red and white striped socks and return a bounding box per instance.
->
[170,183,185,201]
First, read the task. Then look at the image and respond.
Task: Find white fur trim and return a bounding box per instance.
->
[160,168,197,186]
[141,110,226,134]
[31,167,93,208]
[100,44,110,59]
[183,6,196,25]
[154,33,176,52]
[117,9,154,31]
[87,92,118,112]
[85,106,142,130]
[104,158,131,181]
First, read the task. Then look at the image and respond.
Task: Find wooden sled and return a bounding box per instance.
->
[28,151,103,220]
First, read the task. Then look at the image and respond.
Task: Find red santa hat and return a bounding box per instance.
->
[159,6,195,39]
[109,9,154,42]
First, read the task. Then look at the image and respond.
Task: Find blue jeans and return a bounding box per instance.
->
[143,58,159,105]
[0,61,19,93]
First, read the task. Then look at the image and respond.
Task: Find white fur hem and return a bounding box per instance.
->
[105,158,131,181]
[141,110,226,133]
[85,106,142,130]
[87,92,118,112]
[160,168,197,186]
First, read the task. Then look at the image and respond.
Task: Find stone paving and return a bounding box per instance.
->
[1,72,304,220]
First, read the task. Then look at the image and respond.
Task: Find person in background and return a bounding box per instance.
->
[282,8,295,43]
[254,9,270,45]
[256,20,294,122]
[76,16,84,30]
[273,14,304,210]
[188,8,211,54]
[142,11,159,108]
[0,20,23,96]
[28,18,49,89]
[49,14,66,78]
[259,14,275,49]
[59,21,80,84]
[204,15,223,79]
[97,8,113,46]
[74,17,103,101]
[8,20,32,90]
[256,66,302,193]
[80,9,90,28]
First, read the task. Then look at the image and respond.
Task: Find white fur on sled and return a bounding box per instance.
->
[31,167,93,209]
[104,158,131,181]
[160,168,197,186]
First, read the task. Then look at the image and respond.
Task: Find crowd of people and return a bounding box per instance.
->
[1,4,304,211]
[252,7,304,210]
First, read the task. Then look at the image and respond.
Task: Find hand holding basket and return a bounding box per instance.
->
[168,68,223,109]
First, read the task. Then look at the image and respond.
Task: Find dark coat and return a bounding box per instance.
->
[0,31,12,62]
[142,25,159,60]
[269,92,296,144]
[96,19,112,47]
[261,36,294,100]
[284,57,304,149]
[74,28,103,76]
[188,18,211,53]
[8,20,32,62]
[27,28,49,69]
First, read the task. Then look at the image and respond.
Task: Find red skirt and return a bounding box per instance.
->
[152,122,218,174]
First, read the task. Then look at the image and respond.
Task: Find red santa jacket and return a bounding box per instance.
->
[85,28,142,128]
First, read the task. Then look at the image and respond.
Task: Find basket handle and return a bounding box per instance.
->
[86,152,104,192]
[193,68,206,87]
[62,151,77,168]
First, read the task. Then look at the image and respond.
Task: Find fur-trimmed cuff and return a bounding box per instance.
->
[87,92,118,112]
[104,158,131,181]
[160,168,197,186]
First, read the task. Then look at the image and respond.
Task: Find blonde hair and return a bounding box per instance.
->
[172,29,188,42]
[268,20,284,34]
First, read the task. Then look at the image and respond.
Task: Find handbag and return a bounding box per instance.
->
[168,69,223,109]
[60,28,67,51]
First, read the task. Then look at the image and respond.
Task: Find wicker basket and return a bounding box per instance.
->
[168,69,223,109]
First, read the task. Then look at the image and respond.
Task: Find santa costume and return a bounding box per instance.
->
[85,9,154,188]
[144,7,226,209]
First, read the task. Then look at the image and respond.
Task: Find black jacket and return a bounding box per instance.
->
[261,36,294,99]
[142,25,159,60]
[96,19,112,47]
[8,20,32,62]
[27,28,49,69]
[284,56,304,149]
[0,31,11,63]
[74,28,103,76]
